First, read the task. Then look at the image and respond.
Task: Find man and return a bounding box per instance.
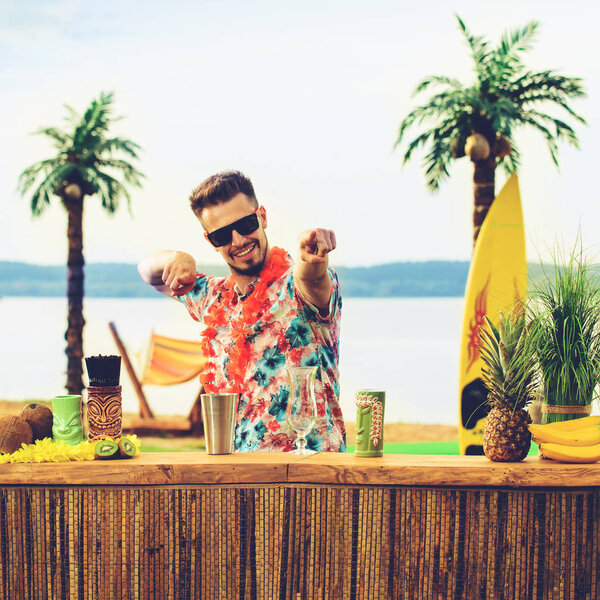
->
[138,171,345,452]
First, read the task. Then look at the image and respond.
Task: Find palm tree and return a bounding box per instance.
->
[18,91,144,394]
[395,16,585,246]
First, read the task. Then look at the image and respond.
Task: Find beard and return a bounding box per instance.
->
[227,241,269,277]
[229,260,265,277]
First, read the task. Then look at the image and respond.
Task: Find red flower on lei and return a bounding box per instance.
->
[199,247,291,394]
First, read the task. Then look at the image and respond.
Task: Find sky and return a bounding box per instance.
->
[1,0,599,268]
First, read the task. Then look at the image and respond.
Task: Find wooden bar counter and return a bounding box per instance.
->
[1,453,599,599]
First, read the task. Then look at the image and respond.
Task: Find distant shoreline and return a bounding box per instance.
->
[0,260,571,298]
[1,260,470,298]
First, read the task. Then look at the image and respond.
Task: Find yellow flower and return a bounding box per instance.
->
[0,438,96,463]
[0,435,141,464]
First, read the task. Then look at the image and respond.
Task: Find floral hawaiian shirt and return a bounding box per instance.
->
[178,247,346,452]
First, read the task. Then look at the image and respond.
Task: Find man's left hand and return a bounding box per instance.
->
[298,228,337,264]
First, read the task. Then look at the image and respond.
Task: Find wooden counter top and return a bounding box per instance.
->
[2,452,600,488]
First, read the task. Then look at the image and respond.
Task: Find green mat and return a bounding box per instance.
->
[142,441,539,456]
[346,441,458,455]
[346,441,539,456]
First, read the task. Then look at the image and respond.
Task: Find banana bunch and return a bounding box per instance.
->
[529,416,600,463]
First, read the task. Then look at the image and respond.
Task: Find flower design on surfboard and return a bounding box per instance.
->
[466,274,491,373]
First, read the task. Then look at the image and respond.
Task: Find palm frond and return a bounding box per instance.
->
[413,75,464,96]
[33,127,71,149]
[18,158,64,193]
[508,71,586,122]
[422,133,452,192]
[82,91,114,134]
[548,116,580,148]
[511,70,585,100]
[96,158,145,186]
[497,21,539,58]
[399,132,432,165]
[63,103,80,127]
[396,105,435,144]
[27,163,75,216]
[86,168,132,213]
[70,91,116,153]
[520,109,581,161]
[396,89,472,145]
[500,133,521,174]
[96,137,142,159]
[516,112,561,165]
[28,178,54,217]
[456,14,490,72]
[522,92,586,126]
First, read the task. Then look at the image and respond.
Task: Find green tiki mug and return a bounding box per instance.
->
[52,395,84,445]
[355,390,385,457]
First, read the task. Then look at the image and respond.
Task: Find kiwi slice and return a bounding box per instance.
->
[118,436,136,459]
[94,439,119,460]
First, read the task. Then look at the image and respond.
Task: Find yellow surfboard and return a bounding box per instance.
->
[458,174,527,455]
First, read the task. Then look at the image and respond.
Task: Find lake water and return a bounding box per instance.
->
[0,296,464,425]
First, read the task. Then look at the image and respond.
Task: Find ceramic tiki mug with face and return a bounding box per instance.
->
[52,395,84,445]
[86,385,122,441]
[355,390,385,457]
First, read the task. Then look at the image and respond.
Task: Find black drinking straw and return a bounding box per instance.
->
[85,354,121,387]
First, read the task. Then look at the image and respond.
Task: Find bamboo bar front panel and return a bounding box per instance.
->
[1,454,599,600]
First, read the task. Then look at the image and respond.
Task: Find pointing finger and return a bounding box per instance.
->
[170,281,195,297]
[314,230,335,256]
[329,230,337,251]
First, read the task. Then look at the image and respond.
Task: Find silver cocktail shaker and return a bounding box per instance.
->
[200,393,238,454]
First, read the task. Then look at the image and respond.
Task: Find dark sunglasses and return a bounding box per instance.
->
[205,209,260,247]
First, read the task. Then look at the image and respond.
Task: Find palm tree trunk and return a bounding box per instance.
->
[472,156,496,246]
[64,196,85,395]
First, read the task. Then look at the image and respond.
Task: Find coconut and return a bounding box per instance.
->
[464,134,490,161]
[450,135,466,158]
[0,415,33,454]
[64,183,82,200]
[21,403,53,441]
[492,135,512,158]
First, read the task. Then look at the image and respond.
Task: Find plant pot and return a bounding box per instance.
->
[541,385,593,424]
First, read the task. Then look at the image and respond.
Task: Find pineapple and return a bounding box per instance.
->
[479,309,537,462]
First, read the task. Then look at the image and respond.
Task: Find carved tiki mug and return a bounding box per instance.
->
[52,395,84,445]
[87,385,123,441]
[355,390,385,457]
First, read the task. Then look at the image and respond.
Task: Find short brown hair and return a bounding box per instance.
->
[189,171,257,218]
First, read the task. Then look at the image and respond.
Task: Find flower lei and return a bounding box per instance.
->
[199,247,291,394]
[0,435,141,464]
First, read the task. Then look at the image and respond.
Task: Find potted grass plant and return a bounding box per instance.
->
[530,246,600,424]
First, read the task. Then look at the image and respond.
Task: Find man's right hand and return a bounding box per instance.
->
[138,250,197,297]
[162,251,197,296]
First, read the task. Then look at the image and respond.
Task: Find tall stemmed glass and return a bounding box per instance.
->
[286,366,318,454]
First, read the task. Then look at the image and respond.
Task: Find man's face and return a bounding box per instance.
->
[201,193,269,277]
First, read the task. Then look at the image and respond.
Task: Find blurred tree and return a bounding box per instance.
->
[395,16,585,246]
[18,91,144,394]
